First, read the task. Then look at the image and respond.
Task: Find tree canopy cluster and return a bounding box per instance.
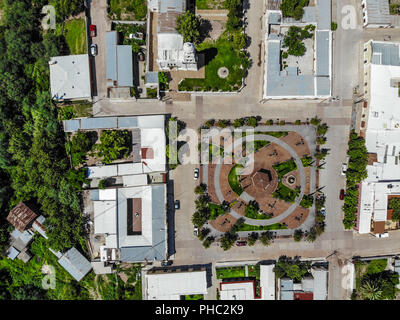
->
[0,0,88,256]
[273,256,311,282]
[280,0,309,20]
[343,132,368,229]
[282,25,315,57]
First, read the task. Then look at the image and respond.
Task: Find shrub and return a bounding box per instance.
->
[282,51,289,59]
[176,11,201,43]
[259,231,273,246]
[300,194,314,208]
[331,22,338,31]
[317,123,329,136]
[293,229,303,242]
[310,117,321,126]
[93,130,132,164]
[247,232,258,246]
[295,119,301,125]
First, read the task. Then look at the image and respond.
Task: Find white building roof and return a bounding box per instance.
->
[94,200,117,235]
[220,281,255,300]
[49,54,91,100]
[359,41,400,234]
[145,270,208,300]
[260,264,275,300]
[122,174,148,187]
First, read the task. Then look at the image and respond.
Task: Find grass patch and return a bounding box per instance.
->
[58,103,93,120]
[273,159,297,179]
[236,223,287,231]
[272,182,300,203]
[245,204,271,220]
[244,140,270,154]
[185,294,204,300]
[196,0,227,9]
[209,144,224,160]
[209,203,226,220]
[243,131,288,138]
[108,0,147,21]
[216,266,246,279]
[61,18,87,54]
[228,164,244,196]
[179,39,248,92]
[248,265,261,279]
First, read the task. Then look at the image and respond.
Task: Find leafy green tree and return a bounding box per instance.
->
[366,259,387,275]
[360,280,382,300]
[310,117,321,126]
[52,0,84,20]
[388,198,400,221]
[176,11,201,43]
[273,256,310,281]
[194,183,207,195]
[300,194,313,208]
[93,130,132,164]
[317,123,329,136]
[293,229,303,242]
[247,232,258,246]
[259,231,273,246]
[220,231,238,251]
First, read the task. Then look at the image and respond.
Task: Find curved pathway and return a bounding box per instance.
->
[214,133,306,226]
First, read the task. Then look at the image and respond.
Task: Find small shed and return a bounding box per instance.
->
[57,247,92,282]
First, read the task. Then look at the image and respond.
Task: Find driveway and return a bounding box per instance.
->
[90,0,110,98]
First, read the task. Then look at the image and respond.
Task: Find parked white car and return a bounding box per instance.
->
[375,233,389,238]
[341,163,348,175]
[194,168,199,180]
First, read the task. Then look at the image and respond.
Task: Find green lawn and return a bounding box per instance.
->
[236,223,287,231]
[196,0,227,9]
[216,266,246,279]
[248,265,261,279]
[244,205,271,220]
[209,144,224,161]
[209,203,226,220]
[185,294,204,300]
[62,18,87,54]
[272,182,300,203]
[243,131,288,138]
[179,39,248,92]
[273,159,297,178]
[109,0,147,21]
[244,140,270,154]
[228,164,244,196]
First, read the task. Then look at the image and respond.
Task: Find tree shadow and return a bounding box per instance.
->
[197,47,218,69]
[199,19,213,43]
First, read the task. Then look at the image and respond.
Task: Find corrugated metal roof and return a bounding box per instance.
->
[7,246,19,260]
[57,247,92,282]
[316,77,331,96]
[317,0,331,30]
[80,117,118,129]
[146,71,159,84]
[365,0,390,25]
[371,42,400,66]
[313,269,328,300]
[268,12,281,24]
[160,0,184,13]
[280,290,294,300]
[120,185,167,262]
[118,116,138,128]
[63,119,80,132]
[117,46,133,87]
[280,278,294,291]
[302,7,316,23]
[106,32,117,82]
[316,31,330,76]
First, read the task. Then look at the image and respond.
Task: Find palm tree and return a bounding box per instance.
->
[360,280,383,300]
